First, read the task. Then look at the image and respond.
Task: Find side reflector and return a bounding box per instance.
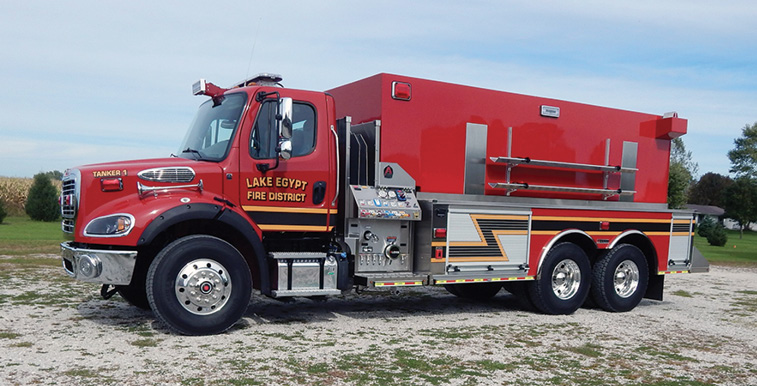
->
[101,178,123,192]
[435,247,444,259]
[600,221,610,231]
[392,81,411,101]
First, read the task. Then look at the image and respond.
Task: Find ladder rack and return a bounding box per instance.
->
[488,128,637,200]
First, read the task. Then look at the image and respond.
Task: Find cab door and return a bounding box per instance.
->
[239,91,336,233]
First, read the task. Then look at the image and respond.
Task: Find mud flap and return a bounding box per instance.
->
[644,274,664,301]
[689,246,710,273]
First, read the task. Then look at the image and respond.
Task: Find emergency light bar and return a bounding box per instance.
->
[232,73,284,88]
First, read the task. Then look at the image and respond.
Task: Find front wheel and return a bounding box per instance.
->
[590,244,648,312]
[116,282,150,310]
[528,242,591,315]
[117,257,151,310]
[147,235,252,335]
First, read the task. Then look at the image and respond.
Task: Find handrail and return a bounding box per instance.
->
[330,124,340,206]
[489,156,637,173]
[488,182,635,199]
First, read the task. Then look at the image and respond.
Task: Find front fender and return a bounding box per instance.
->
[136,202,270,294]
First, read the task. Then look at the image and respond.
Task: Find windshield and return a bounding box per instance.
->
[178,92,247,161]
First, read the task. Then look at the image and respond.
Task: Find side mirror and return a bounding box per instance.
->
[278,139,292,160]
[278,97,293,140]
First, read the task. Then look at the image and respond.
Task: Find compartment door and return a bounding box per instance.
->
[445,208,531,273]
[666,215,694,272]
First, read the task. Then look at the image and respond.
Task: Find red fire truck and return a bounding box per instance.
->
[60,73,708,335]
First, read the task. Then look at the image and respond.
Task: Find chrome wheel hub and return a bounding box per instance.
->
[551,259,581,300]
[175,259,232,315]
[614,260,640,298]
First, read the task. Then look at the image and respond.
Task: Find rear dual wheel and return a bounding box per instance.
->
[590,244,648,312]
[147,235,252,335]
[528,242,591,315]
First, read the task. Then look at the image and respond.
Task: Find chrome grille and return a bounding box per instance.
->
[62,219,75,233]
[60,170,79,234]
[60,177,77,219]
[138,167,195,183]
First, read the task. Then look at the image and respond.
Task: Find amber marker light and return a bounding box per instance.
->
[100,178,123,192]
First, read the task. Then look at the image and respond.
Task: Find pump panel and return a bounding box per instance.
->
[350,185,421,220]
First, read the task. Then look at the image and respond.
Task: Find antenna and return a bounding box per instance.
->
[245,16,263,81]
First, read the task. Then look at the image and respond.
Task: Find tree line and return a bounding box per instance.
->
[668,122,757,240]
[0,171,62,224]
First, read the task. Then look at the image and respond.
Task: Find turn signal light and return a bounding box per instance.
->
[434,228,447,238]
[100,178,123,192]
[84,214,134,237]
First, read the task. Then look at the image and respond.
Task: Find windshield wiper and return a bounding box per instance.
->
[181,148,203,160]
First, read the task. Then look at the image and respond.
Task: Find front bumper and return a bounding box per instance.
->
[60,242,138,285]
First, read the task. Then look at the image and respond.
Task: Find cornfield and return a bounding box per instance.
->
[0,177,62,216]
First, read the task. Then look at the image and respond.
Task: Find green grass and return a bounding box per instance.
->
[131,338,160,347]
[0,216,63,255]
[565,343,604,357]
[0,330,22,339]
[671,290,693,298]
[694,229,757,266]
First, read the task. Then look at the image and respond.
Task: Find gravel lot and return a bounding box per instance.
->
[1,255,756,386]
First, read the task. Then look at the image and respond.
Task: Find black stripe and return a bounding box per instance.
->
[673,224,690,232]
[475,219,529,231]
[531,220,670,233]
[246,211,327,226]
[446,217,526,258]
[449,248,503,258]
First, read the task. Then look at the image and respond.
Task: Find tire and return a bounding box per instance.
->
[590,244,648,312]
[116,282,150,310]
[117,258,151,310]
[502,281,537,311]
[444,284,461,297]
[527,242,591,315]
[147,235,252,335]
[444,283,502,299]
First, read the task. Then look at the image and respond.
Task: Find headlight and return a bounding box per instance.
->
[84,214,135,237]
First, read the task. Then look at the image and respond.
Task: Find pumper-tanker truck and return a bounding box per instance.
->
[59,73,709,335]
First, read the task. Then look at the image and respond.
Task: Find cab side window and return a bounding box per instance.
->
[250,101,316,159]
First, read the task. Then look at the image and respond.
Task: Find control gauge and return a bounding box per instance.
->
[377,189,388,198]
[387,190,397,199]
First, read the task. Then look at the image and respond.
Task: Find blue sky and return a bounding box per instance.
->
[1,0,755,178]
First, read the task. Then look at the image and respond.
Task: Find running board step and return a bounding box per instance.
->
[270,252,339,297]
[271,288,343,298]
[433,274,534,285]
[355,273,429,287]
